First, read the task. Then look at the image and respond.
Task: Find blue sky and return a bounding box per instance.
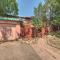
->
[17,0,44,17]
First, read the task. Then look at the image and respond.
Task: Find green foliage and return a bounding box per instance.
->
[32,0,60,29]
[0,0,18,16]
[45,0,60,25]
[32,3,47,28]
[32,17,42,28]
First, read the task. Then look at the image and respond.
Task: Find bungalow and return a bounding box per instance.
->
[0,16,21,41]
[0,16,33,41]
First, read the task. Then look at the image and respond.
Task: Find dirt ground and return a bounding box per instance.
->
[0,36,60,60]
[30,36,60,60]
[0,40,41,60]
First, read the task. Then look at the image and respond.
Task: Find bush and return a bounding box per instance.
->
[50,31,60,38]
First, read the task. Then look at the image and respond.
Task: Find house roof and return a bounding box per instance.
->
[0,16,20,21]
[20,17,32,21]
[0,16,33,21]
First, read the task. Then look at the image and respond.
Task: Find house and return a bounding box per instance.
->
[20,17,33,39]
[0,16,21,41]
[0,16,34,41]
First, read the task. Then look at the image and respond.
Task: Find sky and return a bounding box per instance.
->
[17,0,45,17]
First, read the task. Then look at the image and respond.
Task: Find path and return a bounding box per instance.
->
[30,37,60,60]
[0,41,41,60]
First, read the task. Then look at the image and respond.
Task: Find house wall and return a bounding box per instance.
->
[0,20,20,41]
[23,20,32,40]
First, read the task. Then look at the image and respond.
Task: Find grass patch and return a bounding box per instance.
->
[50,31,60,38]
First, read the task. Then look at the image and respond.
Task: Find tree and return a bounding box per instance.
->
[44,0,60,31]
[33,3,44,27]
[32,2,47,28]
[32,0,60,37]
[0,0,18,16]
[32,3,47,38]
